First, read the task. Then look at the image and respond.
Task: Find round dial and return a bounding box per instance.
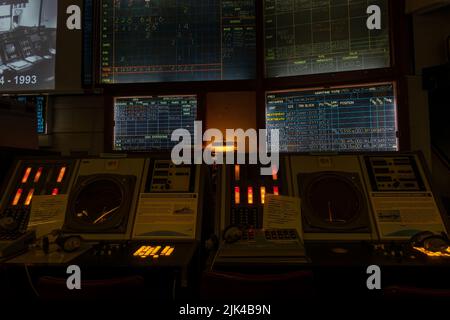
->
[306,175,362,224]
[74,179,123,225]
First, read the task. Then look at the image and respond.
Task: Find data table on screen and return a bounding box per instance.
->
[266,83,398,153]
[113,96,198,151]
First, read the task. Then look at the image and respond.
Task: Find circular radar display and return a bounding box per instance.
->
[305,174,363,225]
[74,179,124,225]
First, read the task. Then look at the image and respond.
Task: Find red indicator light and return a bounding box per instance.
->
[248,187,253,205]
[234,187,240,205]
[34,167,43,183]
[21,167,32,184]
[57,167,66,183]
[24,189,35,206]
[12,188,23,206]
[273,186,279,196]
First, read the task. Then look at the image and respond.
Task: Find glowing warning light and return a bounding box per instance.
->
[248,187,254,205]
[51,188,59,196]
[57,167,66,183]
[34,167,43,183]
[24,189,35,206]
[273,186,279,196]
[234,187,241,205]
[12,188,23,206]
[235,165,240,181]
[21,167,32,184]
[260,187,266,204]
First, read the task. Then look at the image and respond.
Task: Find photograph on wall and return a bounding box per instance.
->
[0,0,57,91]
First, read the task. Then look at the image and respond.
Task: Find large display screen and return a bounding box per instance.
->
[0,0,57,91]
[266,83,398,153]
[113,95,198,151]
[264,0,390,78]
[100,0,256,84]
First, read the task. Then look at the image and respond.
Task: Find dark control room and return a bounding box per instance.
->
[1,0,450,313]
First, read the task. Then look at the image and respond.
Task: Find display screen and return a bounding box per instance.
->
[114,95,198,151]
[264,0,390,78]
[266,83,398,153]
[15,95,47,134]
[100,0,256,84]
[0,0,58,91]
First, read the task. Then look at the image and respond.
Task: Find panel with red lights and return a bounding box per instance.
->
[0,160,76,240]
[227,163,284,229]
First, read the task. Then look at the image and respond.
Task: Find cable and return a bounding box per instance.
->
[24,265,40,298]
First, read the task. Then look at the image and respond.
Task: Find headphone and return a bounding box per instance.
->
[410,231,450,255]
[222,225,244,244]
[42,230,83,254]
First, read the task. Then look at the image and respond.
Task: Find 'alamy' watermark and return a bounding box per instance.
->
[171,121,279,176]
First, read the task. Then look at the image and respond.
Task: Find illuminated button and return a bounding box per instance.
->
[57,167,67,183]
[133,245,175,258]
[34,167,43,183]
[273,186,279,196]
[51,188,59,196]
[248,187,253,205]
[234,187,240,205]
[260,187,266,204]
[151,246,162,256]
[21,167,32,184]
[166,247,175,256]
[25,189,35,206]
[12,188,23,206]
[161,246,170,255]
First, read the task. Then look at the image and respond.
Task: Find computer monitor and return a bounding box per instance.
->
[266,83,399,153]
[113,95,198,151]
[100,0,256,83]
[3,42,20,61]
[264,0,391,78]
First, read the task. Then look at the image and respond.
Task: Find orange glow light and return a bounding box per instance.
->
[235,187,241,205]
[57,167,66,183]
[260,187,266,204]
[248,187,254,205]
[273,186,279,196]
[12,188,23,206]
[21,167,32,184]
[25,189,35,206]
[413,247,450,257]
[272,166,278,181]
[235,165,240,181]
[34,167,43,183]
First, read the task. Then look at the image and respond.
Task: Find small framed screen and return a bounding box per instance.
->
[113,95,198,152]
[266,83,399,153]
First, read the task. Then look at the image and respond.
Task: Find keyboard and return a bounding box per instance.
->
[219,229,307,259]
[8,60,32,71]
[25,56,43,63]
